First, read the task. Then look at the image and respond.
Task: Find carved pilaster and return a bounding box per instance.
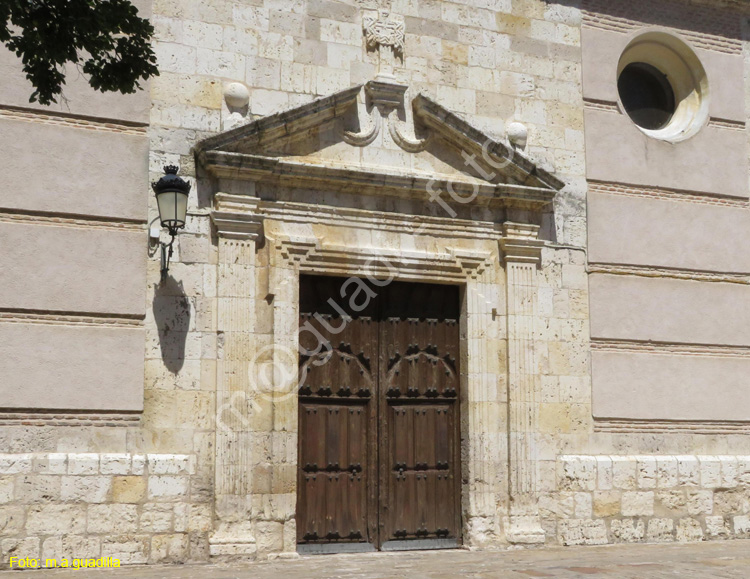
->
[210,193,264,557]
[500,222,546,544]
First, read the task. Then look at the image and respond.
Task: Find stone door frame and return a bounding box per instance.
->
[208,192,546,557]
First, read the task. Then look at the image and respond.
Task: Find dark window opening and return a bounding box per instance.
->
[618,62,676,130]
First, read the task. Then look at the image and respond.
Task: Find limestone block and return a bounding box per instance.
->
[255,521,283,555]
[34,454,67,475]
[0,506,25,536]
[646,518,674,543]
[282,519,296,553]
[636,456,657,489]
[101,535,149,565]
[574,493,592,518]
[687,490,713,516]
[705,516,731,539]
[173,504,189,533]
[140,504,174,533]
[26,504,86,535]
[676,518,704,542]
[593,491,621,518]
[68,454,100,476]
[558,456,596,491]
[621,492,654,517]
[1,536,40,561]
[611,457,636,490]
[719,456,739,488]
[15,475,62,504]
[132,455,147,476]
[87,504,138,534]
[0,455,32,475]
[700,457,722,489]
[0,478,13,504]
[42,534,100,561]
[737,458,750,485]
[60,476,111,503]
[148,476,190,501]
[656,457,679,488]
[100,454,132,476]
[147,455,195,475]
[595,457,612,490]
[656,491,687,514]
[557,519,607,546]
[733,515,750,538]
[150,533,189,563]
[713,490,748,516]
[538,493,574,519]
[188,504,213,532]
[677,456,701,487]
[610,518,644,543]
[112,477,147,504]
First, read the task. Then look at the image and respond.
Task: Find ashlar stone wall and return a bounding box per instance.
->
[545,456,750,545]
[0,454,208,566]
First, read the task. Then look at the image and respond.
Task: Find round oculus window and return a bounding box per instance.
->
[618,62,676,130]
[616,31,709,142]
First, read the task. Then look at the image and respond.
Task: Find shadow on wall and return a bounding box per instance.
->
[153,276,191,374]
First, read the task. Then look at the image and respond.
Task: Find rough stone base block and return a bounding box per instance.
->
[0,453,208,569]
[545,455,750,546]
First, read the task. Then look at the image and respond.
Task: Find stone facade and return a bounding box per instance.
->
[0,454,208,565]
[1,0,750,568]
[546,456,750,545]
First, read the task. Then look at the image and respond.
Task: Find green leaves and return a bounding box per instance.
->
[0,0,159,105]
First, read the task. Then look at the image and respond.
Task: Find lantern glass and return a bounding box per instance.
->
[156,190,188,232]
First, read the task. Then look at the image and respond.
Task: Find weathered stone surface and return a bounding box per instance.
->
[112,476,147,504]
[87,504,138,534]
[687,490,713,516]
[26,504,86,535]
[647,518,675,543]
[610,519,644,543]
[677,518,705,542]
[558,519,608,546]
[705,516,731,539]
[621,492,654,517]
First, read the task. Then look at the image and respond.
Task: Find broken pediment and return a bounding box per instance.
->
[195,80,564,210]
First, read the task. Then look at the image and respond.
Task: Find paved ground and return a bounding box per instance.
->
[3,541,750,578]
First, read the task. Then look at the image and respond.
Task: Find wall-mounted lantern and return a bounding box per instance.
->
[151,165,191,282]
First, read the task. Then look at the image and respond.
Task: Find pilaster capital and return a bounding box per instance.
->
[499,222,544,265]
[211,192,264,241]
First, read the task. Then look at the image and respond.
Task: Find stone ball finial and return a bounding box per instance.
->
[506,121,528,150]
[224,82,250,109]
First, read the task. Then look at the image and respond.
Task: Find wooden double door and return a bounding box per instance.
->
[296,275,461,552]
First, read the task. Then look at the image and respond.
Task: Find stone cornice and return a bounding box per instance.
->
[196,83,565,214]
[413,94,565,192]
[211,193,264,241]
[500,223,544,265]
[201,151,555,210]
[195,85,362,154]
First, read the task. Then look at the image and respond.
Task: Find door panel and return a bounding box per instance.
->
[379,282,460,546]
[297,276,460,551]
[297,276,377,546]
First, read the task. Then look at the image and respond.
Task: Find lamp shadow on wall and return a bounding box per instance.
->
[152,275,191,375]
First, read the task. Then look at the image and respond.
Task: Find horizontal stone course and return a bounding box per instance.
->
[0,453,205,569]
[549,455,750,546]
